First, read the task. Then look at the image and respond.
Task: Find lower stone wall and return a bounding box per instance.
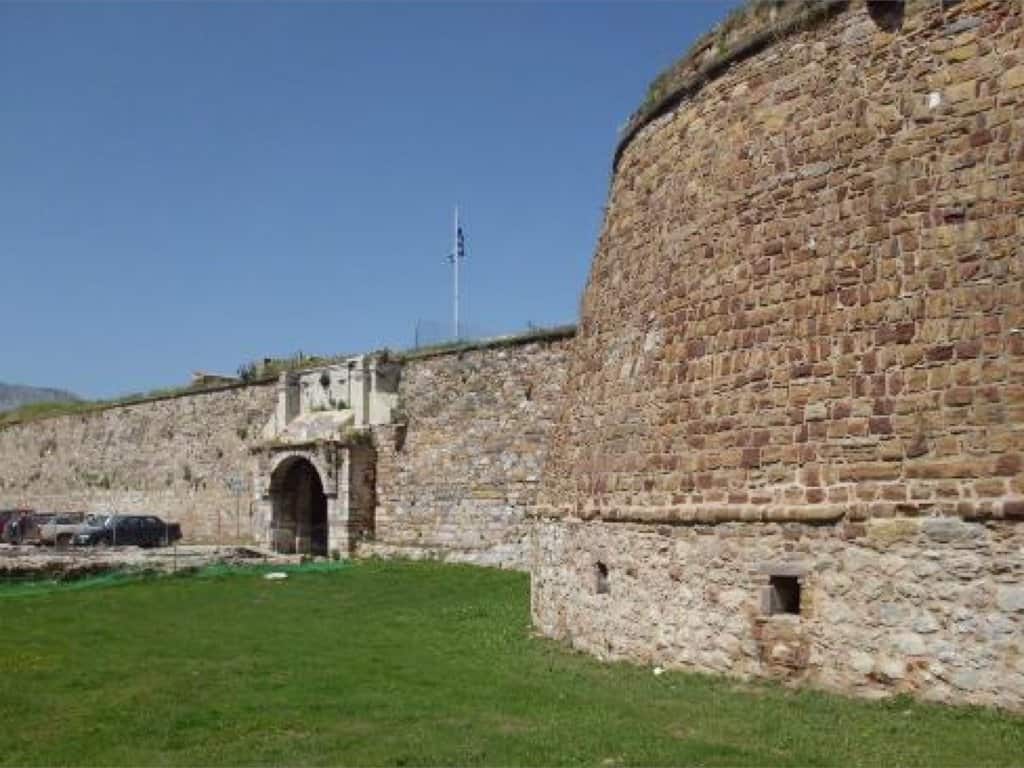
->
[366,336,573,569]
[0,384,276,543]
[531,517,1024,710]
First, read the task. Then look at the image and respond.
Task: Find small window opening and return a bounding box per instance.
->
[769,575,801,615]
[595,561,610,595]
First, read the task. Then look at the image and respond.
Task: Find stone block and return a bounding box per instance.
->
[946,80,977,103]
[875,656,907,681]
[995,454,1021,476]
[867,518,920,544]
[839,463,902,482]
[1002,65,1024,91]
[921,516,967,543]
[996,587,1024,613]
[947,43,978,63]
[906,461,984,480]
[805,403,828,422]
[851,651,874,675]
[894,632,927,656]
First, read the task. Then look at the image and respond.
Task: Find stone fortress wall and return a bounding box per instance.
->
[0,384,277,542]
[2,0,1022,712]
[368,334,573,568]
[0,329,573,568]
[532,0,1024,709]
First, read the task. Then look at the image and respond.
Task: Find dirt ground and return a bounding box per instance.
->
[0,543,301,581]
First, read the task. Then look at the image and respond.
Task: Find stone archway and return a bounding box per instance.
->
[268,456,329,556]
[254,441,377,558]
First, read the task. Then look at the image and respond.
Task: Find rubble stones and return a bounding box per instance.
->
[0,385,277,543]
[366,339,572,570]
[531,518,1024,709]
[996,587,1024,613]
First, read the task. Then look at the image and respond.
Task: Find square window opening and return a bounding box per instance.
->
[769,575,801,615]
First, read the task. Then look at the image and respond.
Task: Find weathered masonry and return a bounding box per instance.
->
[250,330,572,566]
[0,328,574,568]
[251,356,398,557]
[367,335,570,568]
[0,385,276,542]
[2,0,1022,714]
[533,0,1024,710]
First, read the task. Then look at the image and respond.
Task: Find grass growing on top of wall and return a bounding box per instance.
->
[0,560,1020,767]
[636,0,837,117]
[391,323,577,362]
[0,399,96,425]
[1,325,576,429]
[0,382,258,428]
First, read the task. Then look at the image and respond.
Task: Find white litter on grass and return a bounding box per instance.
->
[264,572,288,581]
[653,666,665,676]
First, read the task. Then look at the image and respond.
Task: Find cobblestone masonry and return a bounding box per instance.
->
[532,518,1024,709]
[367,337,572,569]
[0,385,276,542]
[534,0,1024,708]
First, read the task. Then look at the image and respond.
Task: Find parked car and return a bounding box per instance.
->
[74,515,182,548]
[38,513,91,546]
[72,515,109,545]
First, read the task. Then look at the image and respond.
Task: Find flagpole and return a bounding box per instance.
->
[453,204,460,340]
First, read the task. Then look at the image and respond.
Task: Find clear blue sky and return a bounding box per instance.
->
[1,1,739,399]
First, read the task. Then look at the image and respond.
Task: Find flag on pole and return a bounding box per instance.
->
[449,206,465,341]
[448,226,467,262]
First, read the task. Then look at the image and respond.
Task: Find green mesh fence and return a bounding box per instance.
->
[0,559,351,599]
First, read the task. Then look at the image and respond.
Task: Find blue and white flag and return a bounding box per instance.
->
[448,226,467,263]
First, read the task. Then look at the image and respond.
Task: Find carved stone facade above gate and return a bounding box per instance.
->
[250,354,393,556]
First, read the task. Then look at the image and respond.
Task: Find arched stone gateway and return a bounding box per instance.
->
[251,356,396,557]
[268,456,329,556]
[254,443,376,557]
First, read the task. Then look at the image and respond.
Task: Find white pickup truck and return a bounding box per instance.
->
[38,514,102,546]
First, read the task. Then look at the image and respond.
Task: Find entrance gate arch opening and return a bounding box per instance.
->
[269,457,328,556]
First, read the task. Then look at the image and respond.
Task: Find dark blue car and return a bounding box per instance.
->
[74,515,182,547]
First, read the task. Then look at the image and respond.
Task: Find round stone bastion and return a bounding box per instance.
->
[532,0,1024,710]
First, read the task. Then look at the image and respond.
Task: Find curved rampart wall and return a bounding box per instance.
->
[533,0,1024,708]
[540,0,1022,525]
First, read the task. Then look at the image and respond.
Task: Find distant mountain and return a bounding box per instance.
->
[0,382,81,412]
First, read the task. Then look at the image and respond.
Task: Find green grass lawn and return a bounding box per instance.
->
[1,561,1021,766]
